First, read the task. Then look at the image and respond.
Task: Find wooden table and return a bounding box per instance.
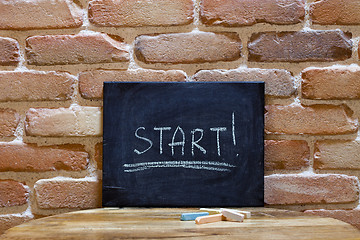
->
[1,208,360,240]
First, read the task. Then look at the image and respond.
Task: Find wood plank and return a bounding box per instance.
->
[1,208,360,240]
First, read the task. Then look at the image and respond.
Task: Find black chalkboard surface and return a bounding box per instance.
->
[103,82,264,207]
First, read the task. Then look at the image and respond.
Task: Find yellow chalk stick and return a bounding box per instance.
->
[221,209,244,222]
[199,208,221,215]
[195,214,224,224]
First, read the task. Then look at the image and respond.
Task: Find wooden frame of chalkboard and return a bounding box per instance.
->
[103,82,264,207]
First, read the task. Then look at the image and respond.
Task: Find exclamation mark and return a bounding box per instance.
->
[232,112,236,146]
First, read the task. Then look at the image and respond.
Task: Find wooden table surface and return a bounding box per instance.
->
[1,208,360,240]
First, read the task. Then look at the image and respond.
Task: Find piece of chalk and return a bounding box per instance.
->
[195,214,224,224]
[220,208,251,219]
[221,209,244,222]
[199,208,221,215]
[236,210,251,219]
[181,212,209,221]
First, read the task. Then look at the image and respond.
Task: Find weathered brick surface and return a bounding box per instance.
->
[200,0,305,26]
[0,71,75,102]
[248,30,352,62]
[305,209,360,229]
[193,68,295,97]
[35,179,101,209]
[135,32,241,64]
[0,143,88,172]
[0,37,20,66]
[265,140,310,171]
[0,0,359,226]
[94,143,103,170]
[265,104,358,135]
[0,215,32,235]
[314,140,360,170]
[25,106,102,137]
[265,174,359,204]
[0,0,82,30]
[302,66,360,100]
[0,109,20,138]
[0,180,28,207]
[89,0,194,27]
[79,69,186,99]
[26,33,129,65]
[310,0,360,25]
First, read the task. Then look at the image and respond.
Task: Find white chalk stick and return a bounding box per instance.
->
[195,214,224,224]
[199,208,221,215]
[221,209,244,222]
[220,208,251,219]
[236,210,251,219]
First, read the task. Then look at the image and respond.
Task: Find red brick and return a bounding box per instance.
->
[0,0,82,30]
[302,66,360,100]
[314,140,360,170]
[35,179,101,209]
[193,68,295,97]
[89,0,194,27]
[0,109,20,137]
[265,174,359,204]
[0,180,28,207]
[0,215,32,235]
[265,140,310,171]
[26,33,129,66]
[0,37,20,66]
[248,30,352,62]
[135,32,241,64]
[79,69,186,99]
[200,0,305,26]
[0,143,88,172]
[265,104,358,135]
[310,0,360,25]
[0,71,75,102]
[94,143,102,170]
[25,106,102,137]
[305,209,360,229]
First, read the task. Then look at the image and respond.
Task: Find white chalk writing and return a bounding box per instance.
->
[232,112,236,146]
[191,128,206,156]
[209,127,227,156]
[154,127,171,154]
[133,112,238,168]
[123,161,236,173]
[168,126,185,156]
[134,127,153,155]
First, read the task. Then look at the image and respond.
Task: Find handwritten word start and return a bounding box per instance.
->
[134,112,237,157]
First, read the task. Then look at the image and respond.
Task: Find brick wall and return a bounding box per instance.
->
[1,0,360,234]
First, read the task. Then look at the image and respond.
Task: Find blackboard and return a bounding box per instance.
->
[103,82,264,207]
